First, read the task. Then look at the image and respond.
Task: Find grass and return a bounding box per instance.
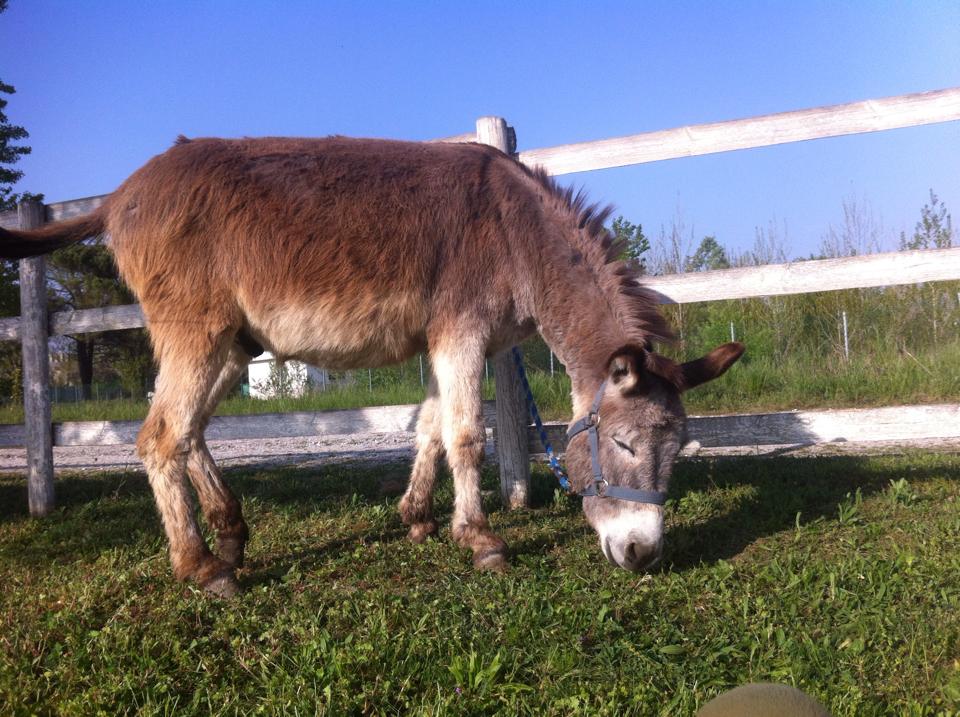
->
[2,339,958,425]
[1,453,958,714]
[682,339,960,416]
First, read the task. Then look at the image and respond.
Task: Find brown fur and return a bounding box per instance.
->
[0,136,742,591]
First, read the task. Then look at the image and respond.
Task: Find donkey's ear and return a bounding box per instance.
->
[607,347,643,395]
[679,342,745,391]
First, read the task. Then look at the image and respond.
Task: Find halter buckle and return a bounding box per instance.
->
[593,477,609,498]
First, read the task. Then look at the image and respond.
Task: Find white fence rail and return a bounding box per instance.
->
[518,87,960,175]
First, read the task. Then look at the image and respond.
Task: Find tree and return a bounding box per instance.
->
[899,190,953,250]
[0,257,19,399]
[252,360,306,399]
[0,2,37,399]
[647,205,697,276]
[684,235,730,272]
[47,238,152,399]
[610,215,650,272]
[0,31,35,212]
[0,78,30,212]
[820,195,883,258]
[897,191,955,345]
[735,219,790,267]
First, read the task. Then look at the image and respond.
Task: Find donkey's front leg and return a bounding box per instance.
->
[432,340,508,571]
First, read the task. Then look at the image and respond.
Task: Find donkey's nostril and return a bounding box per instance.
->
[624,542,659,572]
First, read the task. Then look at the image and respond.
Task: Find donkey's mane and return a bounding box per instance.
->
[524,165,675,347]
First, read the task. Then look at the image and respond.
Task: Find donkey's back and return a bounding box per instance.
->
[105,136,522,368]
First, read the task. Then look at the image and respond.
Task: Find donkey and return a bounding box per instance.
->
[0,136,743,596]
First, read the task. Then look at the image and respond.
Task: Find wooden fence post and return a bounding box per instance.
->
[476,116,529,509]
[17,200,54,516]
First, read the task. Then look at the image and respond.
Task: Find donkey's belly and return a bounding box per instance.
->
[242,295,428,369]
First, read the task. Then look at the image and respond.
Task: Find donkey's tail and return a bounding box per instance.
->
[0,209,106,259]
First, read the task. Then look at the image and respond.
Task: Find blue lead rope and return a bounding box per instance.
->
[510,346,572,492]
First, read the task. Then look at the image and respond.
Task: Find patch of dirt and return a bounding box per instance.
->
[1,433,956,476]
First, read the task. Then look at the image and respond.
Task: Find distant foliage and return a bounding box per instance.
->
[900,190,953,251]
[47,237,152,398]
[603,192,959,368]
[735,219,790,267]
[254,360,307,399]
[819,195,884,258]
[648,208,693,275]
[0,76,36,211]
[610,215,650,271]
[684,236,730,272]
[0,7,35,399]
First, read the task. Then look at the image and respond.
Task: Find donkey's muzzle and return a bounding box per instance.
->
[597,510,664,572]
[603,535,662,572]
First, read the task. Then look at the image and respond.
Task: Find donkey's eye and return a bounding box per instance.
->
[612,438,635,456]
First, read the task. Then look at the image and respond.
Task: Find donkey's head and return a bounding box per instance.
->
[566,341,744,572]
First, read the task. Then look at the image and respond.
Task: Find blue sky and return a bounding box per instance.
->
[2,1,958,260]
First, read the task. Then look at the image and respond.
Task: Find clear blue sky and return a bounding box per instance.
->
[2,0,958,260]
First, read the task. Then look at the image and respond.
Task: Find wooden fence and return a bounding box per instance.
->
[2,87,960,516]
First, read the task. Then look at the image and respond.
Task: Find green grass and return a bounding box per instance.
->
[1,454,958,714]
[2,339,960,425]
[683,339,960,416]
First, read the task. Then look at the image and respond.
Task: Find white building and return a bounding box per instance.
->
[247,352,335,399]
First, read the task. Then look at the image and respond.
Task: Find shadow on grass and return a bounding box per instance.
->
[0,463,406,568]
[661,453,956,572]
[1,453,955,580]
[241,525,408,588]
[0,470,150,521]
[0,461,397,519]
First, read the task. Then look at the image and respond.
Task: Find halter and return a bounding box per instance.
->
[565,381,668,505]
[511,347,667,506]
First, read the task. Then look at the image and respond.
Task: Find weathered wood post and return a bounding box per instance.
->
[475,116,530,509]
[17,199,55,516]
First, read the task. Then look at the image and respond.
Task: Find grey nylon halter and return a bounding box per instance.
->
[565,380,668,506]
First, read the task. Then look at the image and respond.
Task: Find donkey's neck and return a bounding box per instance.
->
[522,255,632,417]
[502,166,668,417]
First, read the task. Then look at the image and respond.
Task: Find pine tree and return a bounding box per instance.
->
[685,235,730,272]
[0,74,34,210]
[610,215,650,272]
[0,0,34,398]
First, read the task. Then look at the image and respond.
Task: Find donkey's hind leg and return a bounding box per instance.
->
[399,374,443,543]
[186,344,251,569]
[137,327,240,597]
[431,335,508,571]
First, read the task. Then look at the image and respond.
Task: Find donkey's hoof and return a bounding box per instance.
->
[473,548,509,573]
[217,537,246,569]
[201,571,242,599]
[407,520,439,544]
